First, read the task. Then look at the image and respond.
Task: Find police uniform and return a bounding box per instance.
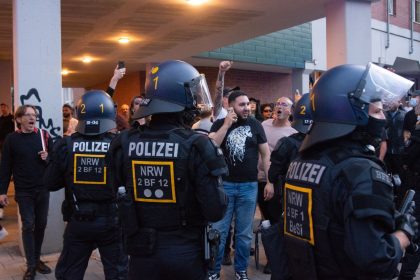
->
[107,60,228,280]
[44,90,127,280]
[109,120,227,280]
[269,132,305,196]
[284,140,401,279]
[281,64,417,280]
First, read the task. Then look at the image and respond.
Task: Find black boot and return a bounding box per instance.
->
[36,260,52,274]
[23,267,36,280]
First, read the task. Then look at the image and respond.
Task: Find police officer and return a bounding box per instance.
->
[107,60,228,280]
[44,90,127,280]
[263,93,312,280]
[283,63,418,279]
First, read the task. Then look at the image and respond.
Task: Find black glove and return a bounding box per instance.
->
[396,212,419,240]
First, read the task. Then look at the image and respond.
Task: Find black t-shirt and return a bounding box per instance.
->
[403,109,417,134]
[0,129,53,194]
[210,117,267,182]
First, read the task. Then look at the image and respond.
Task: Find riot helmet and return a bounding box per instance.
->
[291,93,313,134]
[133,60,213,119]
[301,63,413,151]
[75,90,116,135]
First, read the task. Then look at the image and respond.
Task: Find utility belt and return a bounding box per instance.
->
[72,201,117,221]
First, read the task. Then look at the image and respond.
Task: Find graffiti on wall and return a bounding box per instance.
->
[20,88,61,139]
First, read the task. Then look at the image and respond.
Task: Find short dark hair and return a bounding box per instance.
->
[249,97,258,103]
[63,103,73,110]
[228,90,247,104]
[0,103,7,107]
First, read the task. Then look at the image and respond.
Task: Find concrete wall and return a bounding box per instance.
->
[372,0,420,33]
[371,18,420,66]
[196,66,292,104]
[89,71,144,108]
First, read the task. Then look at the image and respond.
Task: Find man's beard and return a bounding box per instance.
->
[237,113,248,123]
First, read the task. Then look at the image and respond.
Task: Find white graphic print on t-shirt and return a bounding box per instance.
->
[226,125,252,165]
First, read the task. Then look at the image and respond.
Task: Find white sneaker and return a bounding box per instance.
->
[0,227,8,240]
[0,208,4,220]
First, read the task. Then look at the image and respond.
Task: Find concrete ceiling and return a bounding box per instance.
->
[0,0,332,88]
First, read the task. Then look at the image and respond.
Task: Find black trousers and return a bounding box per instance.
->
[257,181,282,224]
[55,216,127,280]
[15,190,49,268]
[128,229,206,280]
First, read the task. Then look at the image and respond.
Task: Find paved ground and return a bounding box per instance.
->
[0,187,270,280]
[2,186,419,280]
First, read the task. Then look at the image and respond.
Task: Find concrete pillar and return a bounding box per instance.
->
[0,60,13,110]
[325,0,373,68]
[291,68,313,95]
[13,0,64,254]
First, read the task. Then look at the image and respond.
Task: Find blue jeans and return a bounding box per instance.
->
[211,181,258,273]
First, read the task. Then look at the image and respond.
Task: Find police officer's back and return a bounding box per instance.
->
[44,90,127,280]
[283,64,417,279]
[108,60,228,280]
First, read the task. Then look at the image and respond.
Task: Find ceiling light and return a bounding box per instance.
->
[61,69,69,75]
[82,56,92,63]
[118,37,130,44]
[186,0,207,5]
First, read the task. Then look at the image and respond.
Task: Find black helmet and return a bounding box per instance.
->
[133,60,213,119]
[301,63,413,151]
[75,90,116,135]
[291,93,313,134]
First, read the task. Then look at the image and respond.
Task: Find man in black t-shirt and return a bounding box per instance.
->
[0,105,53,280]
[208,90,274,280]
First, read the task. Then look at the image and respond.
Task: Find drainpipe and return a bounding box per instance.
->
[410,0,414,54]
[386,0,390,48]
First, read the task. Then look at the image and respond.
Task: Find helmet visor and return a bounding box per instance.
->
[355,63,414,107]
[186,74,213,110]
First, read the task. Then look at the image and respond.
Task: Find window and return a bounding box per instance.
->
[388,0,396,16]
[415,0,420,23]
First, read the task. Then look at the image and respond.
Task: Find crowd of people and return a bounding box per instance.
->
[0,59,419,280]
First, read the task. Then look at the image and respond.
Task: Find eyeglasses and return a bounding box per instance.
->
[263,109,272,113]
[276,102,290,107]
[22,113,38,118]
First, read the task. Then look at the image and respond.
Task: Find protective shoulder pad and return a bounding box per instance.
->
[192,134,228,177]
[340,158,394,230]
